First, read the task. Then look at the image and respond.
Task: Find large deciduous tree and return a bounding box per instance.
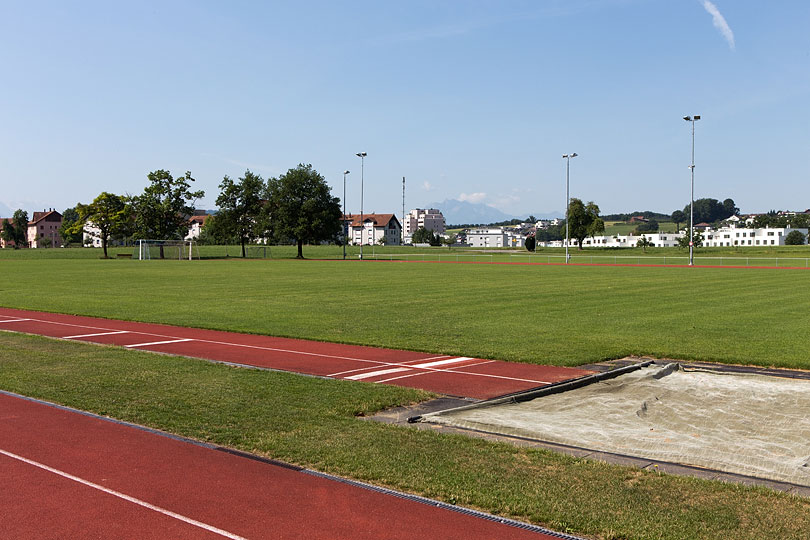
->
[1,209,29,248]
[785,230,806,245]
[567,198,604,250]
[70,192,131,258]
[215,170,267,258]
[59,207,83,245]
[133,170,204,258]
[265,164,341,259]
[671,210,685,232]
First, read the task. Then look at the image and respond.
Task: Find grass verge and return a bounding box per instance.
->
[2,331,810,540]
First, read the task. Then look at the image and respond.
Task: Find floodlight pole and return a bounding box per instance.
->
[563,153,577,264]
[342,170,350,260]
[356,152,367,259]
[684,115,700,266]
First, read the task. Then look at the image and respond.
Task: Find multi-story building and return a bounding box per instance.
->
[466,228,525,248]
[27,210,63,248]
[403,208,445,238]
[344,213,402,246]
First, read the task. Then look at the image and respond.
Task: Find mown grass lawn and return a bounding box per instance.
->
[0,255,808,368]
[3,332,810,540]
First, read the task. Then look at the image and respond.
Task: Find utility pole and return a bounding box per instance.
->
[402,176,405,245]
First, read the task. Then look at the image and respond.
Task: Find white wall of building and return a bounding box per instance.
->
[403,208,446,236]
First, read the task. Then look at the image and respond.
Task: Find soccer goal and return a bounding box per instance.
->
[137,239,200,260]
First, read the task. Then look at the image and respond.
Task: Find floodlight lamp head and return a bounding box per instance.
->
[356,152,367,158]
[571,152,578,158]
[344,170,350,175]
[562,154,568,158]
[694,115,701,120]
[683,116,692,121]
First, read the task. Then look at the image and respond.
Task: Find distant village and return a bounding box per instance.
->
[2,206,809,250]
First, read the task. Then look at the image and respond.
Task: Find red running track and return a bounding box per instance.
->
[0,308,592,400]
[0,391,572,539]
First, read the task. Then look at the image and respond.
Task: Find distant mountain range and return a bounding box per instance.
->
[425,199,559,226]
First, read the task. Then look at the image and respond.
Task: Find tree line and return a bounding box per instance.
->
[61,164,340,259]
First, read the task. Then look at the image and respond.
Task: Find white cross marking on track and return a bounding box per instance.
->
[0,448,247,540]
[0,318,30,324]
[345,367,412,380]
[63,331,130,339]
[376,360,498,384]
[125,338,194,348]
[326,356,451,377]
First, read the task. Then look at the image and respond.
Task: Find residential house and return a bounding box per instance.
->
[27,210,63,248]
[185,214,210,240]
[344,213,402,246]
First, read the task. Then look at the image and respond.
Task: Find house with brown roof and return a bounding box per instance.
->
[343,213,401,246]
[185,214,210,240]
[27,210,63,248]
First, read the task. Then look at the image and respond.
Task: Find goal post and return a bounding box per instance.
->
[137,239,199,260]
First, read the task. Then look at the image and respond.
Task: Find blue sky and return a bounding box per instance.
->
[1,0,808,219]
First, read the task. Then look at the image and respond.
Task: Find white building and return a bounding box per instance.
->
[344,213,402,246]
[580,231,685,248]
[403,208,445,237]
[467,228,525,248]
[703,227,808,247]
[185,215,209,240]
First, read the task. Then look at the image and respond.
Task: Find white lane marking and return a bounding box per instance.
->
[327,356,450,377]
[63,331,130,339]
[125,339,193,348]
[0,312,565,386]
[0,318,30,324]
[410,357,473,369]
[376,360,498,384]
[345,367,411,380]
[0,448,247,540]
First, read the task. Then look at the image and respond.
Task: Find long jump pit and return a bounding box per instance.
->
[414,361,810,493]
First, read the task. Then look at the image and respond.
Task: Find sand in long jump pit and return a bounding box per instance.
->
[424,364,810,486]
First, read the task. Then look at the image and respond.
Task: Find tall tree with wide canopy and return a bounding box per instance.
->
[671,210,685,232]
[69,192,131,258]
[1,209,28,248]
[59,207,83,245]
[266,164,341,259]
[133,170,204,258]
[215,170,266,258]
[567,198,604,250]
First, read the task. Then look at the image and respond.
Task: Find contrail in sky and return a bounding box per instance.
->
[702,1,735,50]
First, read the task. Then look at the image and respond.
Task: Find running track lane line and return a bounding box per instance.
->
[0,448,246,540]
[0,314,557,387]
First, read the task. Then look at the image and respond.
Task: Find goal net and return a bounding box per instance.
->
[137,240,199,260]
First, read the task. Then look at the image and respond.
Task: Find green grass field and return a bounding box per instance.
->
[2,248,810,539]
[0,253,808,368]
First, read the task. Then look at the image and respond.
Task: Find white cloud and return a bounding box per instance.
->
[422,181,433,191]
[702,1,735,51]
[458,192,488,204]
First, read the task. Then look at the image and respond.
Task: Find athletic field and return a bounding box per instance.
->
[2,247,810,539]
